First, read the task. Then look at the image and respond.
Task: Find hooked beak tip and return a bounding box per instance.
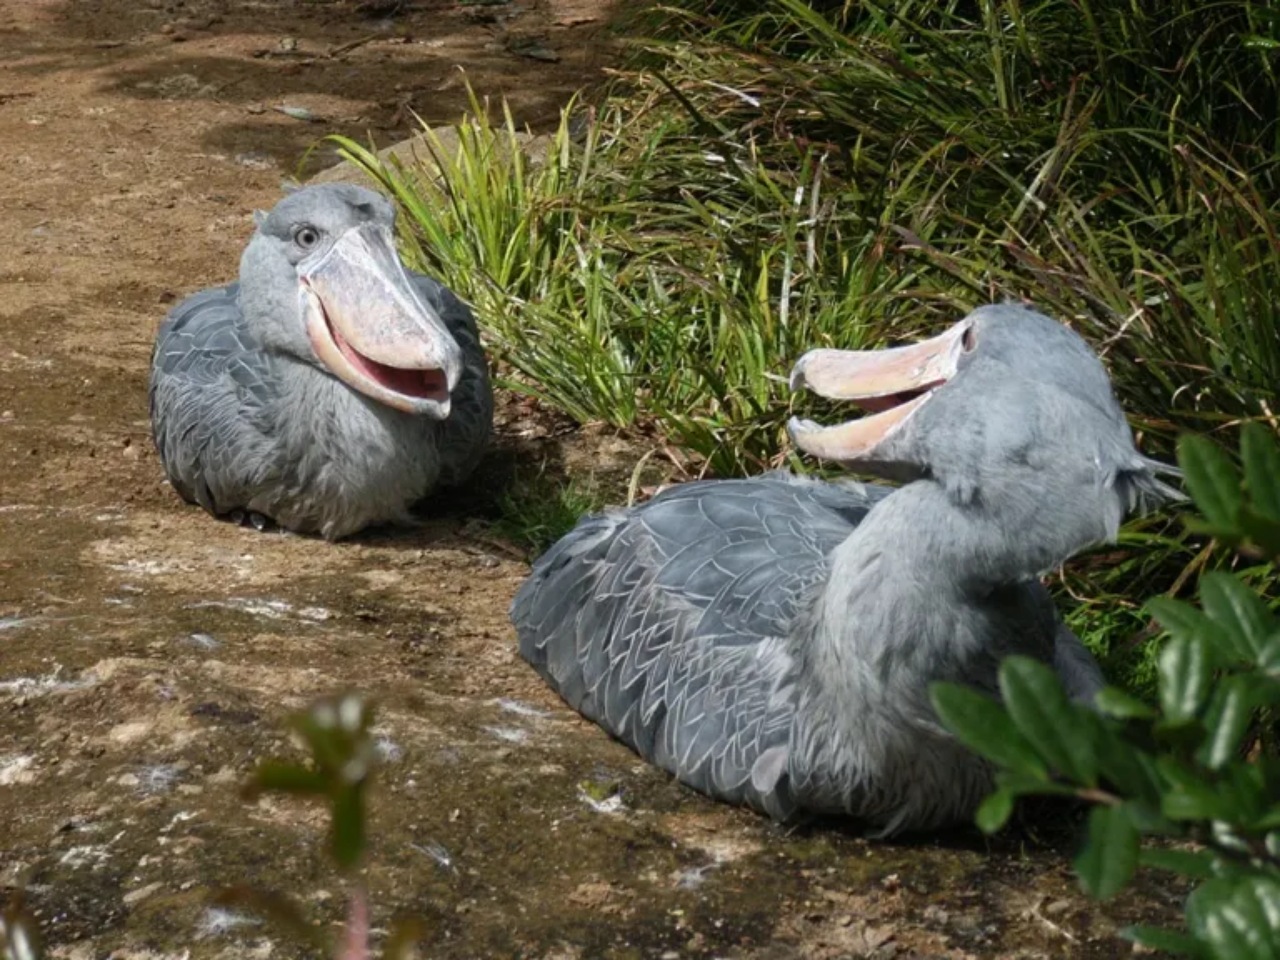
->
[786,417,815,441]
[788,364,807,393]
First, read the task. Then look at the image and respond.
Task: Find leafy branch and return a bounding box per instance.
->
[215,693,424,960]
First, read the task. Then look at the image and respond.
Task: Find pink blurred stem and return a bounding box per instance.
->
[338,887,369,960]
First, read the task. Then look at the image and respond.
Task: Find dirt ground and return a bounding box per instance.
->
[0,1,1186,957]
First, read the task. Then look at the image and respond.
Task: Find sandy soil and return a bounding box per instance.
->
[0,1,1185,957]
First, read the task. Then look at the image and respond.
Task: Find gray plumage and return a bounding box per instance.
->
[150,184,492,539]
[512,304,1178,834]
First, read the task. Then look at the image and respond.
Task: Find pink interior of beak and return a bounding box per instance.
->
[319,299,450,404]
[789,323,969,462]
[853,381,946,414]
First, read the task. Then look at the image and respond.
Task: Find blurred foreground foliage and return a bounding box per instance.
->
[933,425,1280,958]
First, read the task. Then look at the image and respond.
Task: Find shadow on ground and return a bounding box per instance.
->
[6,0,620,175]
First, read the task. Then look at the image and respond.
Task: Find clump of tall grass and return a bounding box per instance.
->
[332,93,931,476]
[332,1,1279,687]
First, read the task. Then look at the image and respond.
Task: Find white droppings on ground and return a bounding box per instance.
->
[660,813,765,867]
[0,668,94,698]
[108,559,178,576]
[187,597,333,623]
[482,725,531,745]
[0,754,36,786]
[58,834,121,870]
[495,697,550,719]
[412,840,455,871]
[183,632,220,651]
[135,764,183,794]
[195,907,260,940]
[51,947,193,960]
[374,734,403,763]
[160,811,199,833]
[577,787,626,816]
[673,863,720,890]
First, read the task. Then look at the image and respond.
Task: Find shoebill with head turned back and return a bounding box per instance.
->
[511,304,1179,835]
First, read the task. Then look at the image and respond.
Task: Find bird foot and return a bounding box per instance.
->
[227,509,277,533]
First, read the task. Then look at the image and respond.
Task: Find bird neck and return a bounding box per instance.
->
[785,479,1086,806]
[800,476,1108,697]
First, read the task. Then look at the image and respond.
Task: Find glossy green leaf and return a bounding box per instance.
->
[975,788,1015,833]
[1240,423,1280,521]
[1074,804,1139,899]
[1159,634,1211,724]
[1244,674,1280,705]
[1123,801,1177,834]
[1259,632,1280,673]
[1149,597,1213,639]
[1095,686,1157,719]
[929,682,1048,779]
[1158,758,1231,821]
[1148,597,1243,661]
[1198,676,1261,769]
[1138,846,1219,880]
[1095,731,1163,806]
[1123,924,1209,957]
[1186,877,1280,960]
[1256,819,1280,842]
[1178,434,1242,532]
[1220,763,1269,824]
[1237,507,1280,558]
[993,770,1079,797]
[1200,573,1273,659]
[999,656,1098,785]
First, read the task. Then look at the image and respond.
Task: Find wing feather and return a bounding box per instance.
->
[511,473,889,818]
[149,283,281,514]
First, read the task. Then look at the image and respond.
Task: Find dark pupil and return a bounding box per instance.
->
[299,229,316,246]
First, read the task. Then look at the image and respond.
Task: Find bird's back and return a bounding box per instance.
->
[151,282,250,383]
[511,472,889,818]
[149,282,281,515]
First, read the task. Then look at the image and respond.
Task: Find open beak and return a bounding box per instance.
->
[787,321,971,463]
[300,223,462,417]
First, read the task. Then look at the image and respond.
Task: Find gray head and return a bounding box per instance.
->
[789,304,1180,545]
[238,183,463,418]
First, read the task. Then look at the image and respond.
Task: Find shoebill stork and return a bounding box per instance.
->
[511,304,1178,835]
[149,184,492,540]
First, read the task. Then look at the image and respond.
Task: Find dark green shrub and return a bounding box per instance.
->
[932,424,1280,957]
